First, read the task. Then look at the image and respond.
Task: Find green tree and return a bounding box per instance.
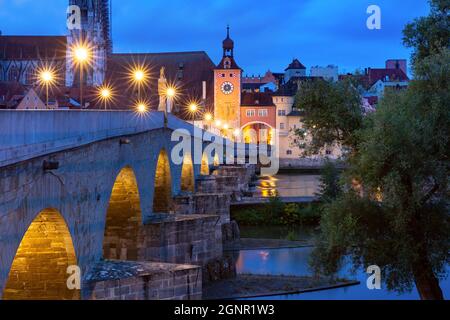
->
[312,50,450,300]
[316,160,342,203]
[403,0,449,64]
[309,2,449,300]
[293,79,364,156]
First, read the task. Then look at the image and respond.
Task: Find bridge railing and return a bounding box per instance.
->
[0,110,165,167]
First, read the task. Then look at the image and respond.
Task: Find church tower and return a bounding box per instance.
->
[66,0,112,87]
[214,26,241,130]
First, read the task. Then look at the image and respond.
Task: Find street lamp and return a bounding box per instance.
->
[39,69,55,108]
[188,103,199,126]
[132,69,146,100]
[98,85,113,110]
[136,102,148,114]
[165,87,176,113]
[73,45,90,108]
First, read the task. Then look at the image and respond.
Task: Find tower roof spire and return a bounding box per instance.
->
[222,25,234,52]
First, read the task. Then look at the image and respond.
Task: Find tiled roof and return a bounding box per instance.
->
[0,81,26,108]
[285,59,306,71]
[366,68,409,87]
[0,36,67,60]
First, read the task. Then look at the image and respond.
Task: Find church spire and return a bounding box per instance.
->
[222,25,234,57]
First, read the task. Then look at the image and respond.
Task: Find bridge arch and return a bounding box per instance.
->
[103,166,143,261]
[3,208,79,300]
[200,153,210,176]
[153,148,173,214]
[181,153,195,192]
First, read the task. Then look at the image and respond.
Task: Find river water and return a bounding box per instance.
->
[236,174,450,300]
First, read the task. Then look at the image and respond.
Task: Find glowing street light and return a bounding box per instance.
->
[187,103,200,126]
[39,69,55,108]
[165,87,177,113]
[132,69,147,100]
[166,87,176,98]
[204,113,213,122]
[137,102,148,114]
[98,85,113,110]
[215,120,222,128]
[223,123,229,130]
[72,44,91,108]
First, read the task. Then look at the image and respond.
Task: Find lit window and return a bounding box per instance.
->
[246,109,256,117]
[258,109,268,117]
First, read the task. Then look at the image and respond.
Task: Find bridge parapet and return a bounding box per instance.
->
[0,110,165,168]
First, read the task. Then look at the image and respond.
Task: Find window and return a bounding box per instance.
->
[246,109,256,117]
[326,150,332,155]
[278,110,286,116]
[25,67,35,85]
[287,150,293,155]
[280,123,285,130]
[8,66,20,82]
[258,109,268,117]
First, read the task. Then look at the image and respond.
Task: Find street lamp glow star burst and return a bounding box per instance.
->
[97,84,115,110]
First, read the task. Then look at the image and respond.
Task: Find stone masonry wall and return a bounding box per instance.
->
[141,215,222,266]
[86,261,202,300]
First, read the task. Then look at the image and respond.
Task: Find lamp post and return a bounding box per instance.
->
[137,102,148,114]
[166,87,176,113]
[73,46,90,108]
[188,103,198,126]
[39,70,54,109]
[133,69,145,100]
[204,112,213,130]
[99,86,112,110]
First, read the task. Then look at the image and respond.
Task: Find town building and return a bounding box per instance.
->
[310,65,338,82]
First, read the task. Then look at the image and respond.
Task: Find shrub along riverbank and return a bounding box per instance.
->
[231,197,322,227]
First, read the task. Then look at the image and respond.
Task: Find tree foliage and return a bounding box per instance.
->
[403,0,449,64]
[293,79,364,156]
[309,1,450,299]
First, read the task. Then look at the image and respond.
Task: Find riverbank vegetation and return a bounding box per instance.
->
[294,0,449,300]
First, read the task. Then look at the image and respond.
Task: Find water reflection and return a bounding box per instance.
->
[236,247,450,300]
[256,174,321,198]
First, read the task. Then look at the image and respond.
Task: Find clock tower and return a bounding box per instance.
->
[214,26,241,130]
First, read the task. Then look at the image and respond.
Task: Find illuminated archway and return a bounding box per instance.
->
[181,153,195,192]
[103,167,142,261]
[241,121,274,144]
[3,209,79,300]
[200,153,210,176]
[153,149,172,213]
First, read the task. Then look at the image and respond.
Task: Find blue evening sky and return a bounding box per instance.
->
[0,0,430,75]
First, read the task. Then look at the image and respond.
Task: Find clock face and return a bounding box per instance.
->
[221,82,234,95]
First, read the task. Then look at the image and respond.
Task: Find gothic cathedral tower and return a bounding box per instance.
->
[66,0,112,87]
[214,26,241,130]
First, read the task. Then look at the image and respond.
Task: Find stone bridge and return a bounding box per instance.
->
[0,110,258,300]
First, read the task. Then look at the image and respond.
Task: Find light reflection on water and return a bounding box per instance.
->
[256,174,320,198]
[235,247,450,300]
